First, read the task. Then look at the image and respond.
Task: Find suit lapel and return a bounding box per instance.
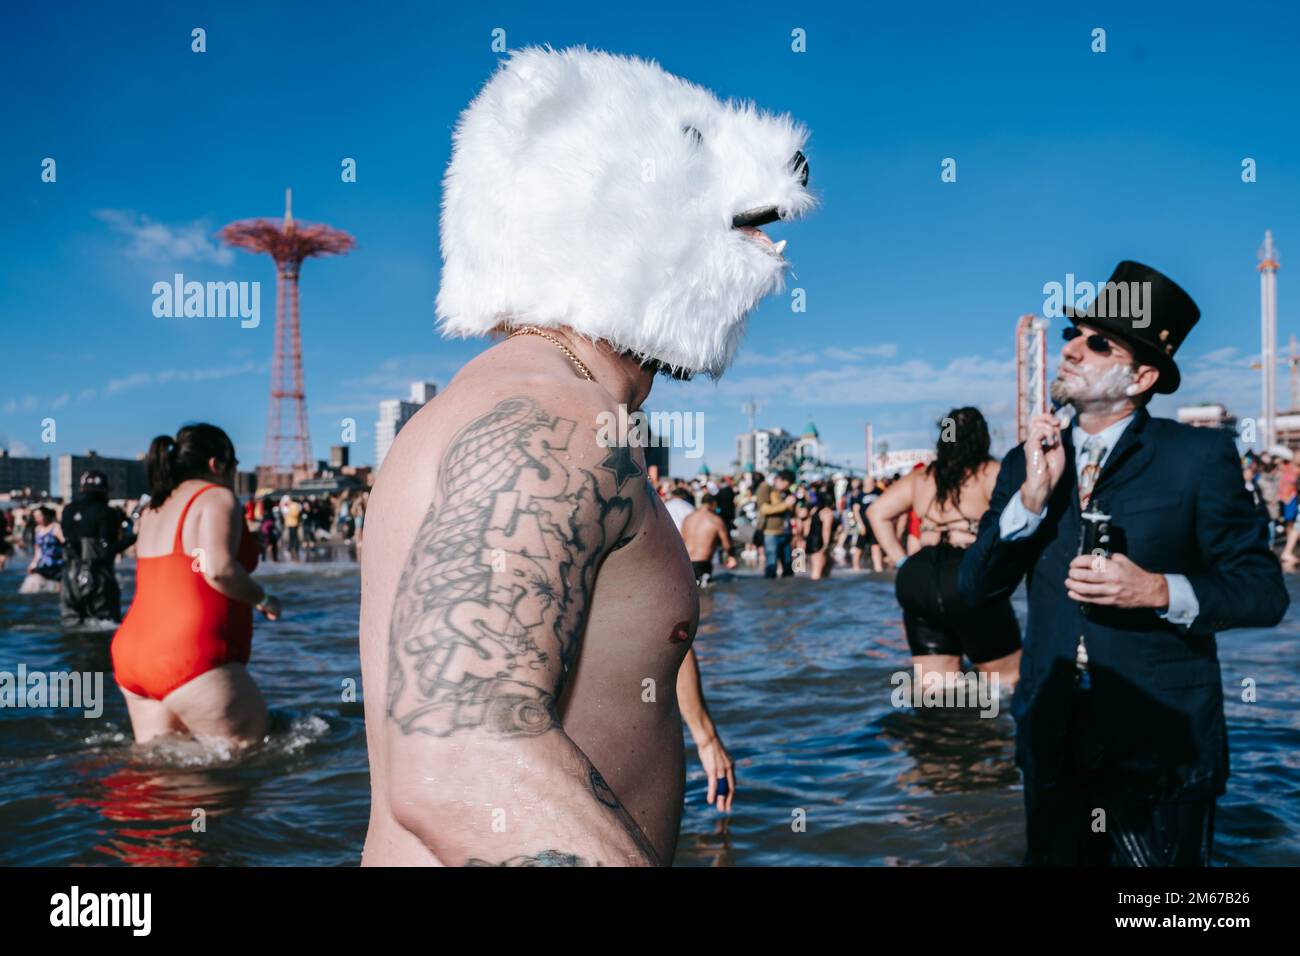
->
[1094,406,1154,497]
[1061,426,1079,520]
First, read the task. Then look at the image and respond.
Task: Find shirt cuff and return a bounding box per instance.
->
[1158,573,1199,626]
[999,490,1047,541]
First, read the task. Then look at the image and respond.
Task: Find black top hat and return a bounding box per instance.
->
[1062,260,1200,394]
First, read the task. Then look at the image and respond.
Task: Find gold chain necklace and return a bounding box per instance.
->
[507,325,595,382]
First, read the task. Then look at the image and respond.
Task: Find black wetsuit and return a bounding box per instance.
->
[60,495,133,627]
[858,490,880,547]
[715,486,736,530]
[806,504,833,554]
[894,507,1021,664]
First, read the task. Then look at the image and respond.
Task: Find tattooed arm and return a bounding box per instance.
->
[385,395,659,866]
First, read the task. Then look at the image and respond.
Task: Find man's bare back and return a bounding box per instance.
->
[681,505,734,565]
[359,333,699,866]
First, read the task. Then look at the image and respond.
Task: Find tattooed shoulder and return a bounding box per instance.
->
[465,850,591,867]
[387,395,644,738]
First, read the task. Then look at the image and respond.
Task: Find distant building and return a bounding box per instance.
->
[59,451,147,502]
[1273,413,1300,453]
[235,471,257,499]
[753,428,797,474]
[873,448,934,478]
[376,381,437,469]
[735,431,757,472]
[1176,403,1237,432]
[788,421,826,467]
[735,422,829,476]
[343,465,374,487]
[291,474,366,497]
[317,445,372,489]
[0,449,51,496]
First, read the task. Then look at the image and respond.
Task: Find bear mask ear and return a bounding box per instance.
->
[790,150,809,187]
[682,125,704,147]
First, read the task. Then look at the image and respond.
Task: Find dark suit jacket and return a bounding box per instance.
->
[959,407,1288,802]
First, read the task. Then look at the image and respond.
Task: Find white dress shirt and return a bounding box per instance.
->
[999,413,1199,626]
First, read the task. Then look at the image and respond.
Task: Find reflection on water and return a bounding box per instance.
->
[2,557,1298,865]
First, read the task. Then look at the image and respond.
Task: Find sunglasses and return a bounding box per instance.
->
[1062,325,1115,355]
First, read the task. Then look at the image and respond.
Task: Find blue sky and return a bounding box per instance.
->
[2,0,1297,479]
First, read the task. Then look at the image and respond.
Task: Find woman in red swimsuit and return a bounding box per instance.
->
[113,423,281,746]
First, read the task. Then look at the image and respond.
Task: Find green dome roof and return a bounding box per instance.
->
[803,421,819,437]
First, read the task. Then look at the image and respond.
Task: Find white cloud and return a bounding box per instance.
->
[733,347,820,367]
[822,343,899,361]
[102,361,266,397]
[2,395,38,415]
[2,362,268,414]
[679,353,1016,408]
[94,209,234,266]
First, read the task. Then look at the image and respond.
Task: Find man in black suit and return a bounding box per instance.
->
[960,261,1289,866]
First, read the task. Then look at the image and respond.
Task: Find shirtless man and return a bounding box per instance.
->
[681,493,738,585]
[358,48,812,866]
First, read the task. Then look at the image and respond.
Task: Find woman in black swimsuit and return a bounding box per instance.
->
[866,407,1021,690]
[799,481,837,579]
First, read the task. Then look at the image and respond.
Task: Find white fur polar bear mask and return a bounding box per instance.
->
[436,46,814,379]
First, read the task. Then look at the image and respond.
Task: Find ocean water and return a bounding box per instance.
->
[2,556,1297,866]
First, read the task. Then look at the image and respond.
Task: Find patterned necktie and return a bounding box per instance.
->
[1078,435,1105,507]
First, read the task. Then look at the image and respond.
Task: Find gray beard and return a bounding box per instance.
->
[1049,362,1135,415]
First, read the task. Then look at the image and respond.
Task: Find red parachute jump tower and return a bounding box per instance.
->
[221,189,355,490]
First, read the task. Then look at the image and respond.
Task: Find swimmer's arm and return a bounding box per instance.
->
[384,395,659,867]
[676,647,715,744]
[113,508,137,554]
[196,490,267,607]
[717,520,736,563]
[677,647,735,812]
[867,473,914,565]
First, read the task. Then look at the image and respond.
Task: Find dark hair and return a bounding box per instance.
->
[37,505,56,523]
[778,469,796,483]
[700,492,716,507]
[146,423,236,509]
[928,407,994,512]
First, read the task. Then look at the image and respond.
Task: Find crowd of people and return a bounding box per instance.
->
[1240,445,1300,565]
[658,434,1300,590]
[656,466,936,584]
[242,490,368,564]
[2,484,369,585]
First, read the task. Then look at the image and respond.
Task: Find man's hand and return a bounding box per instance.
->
[695,733,735,813]
[724,555,738,570]
[1020,412,1066,514]
[1065,553,1169,610]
